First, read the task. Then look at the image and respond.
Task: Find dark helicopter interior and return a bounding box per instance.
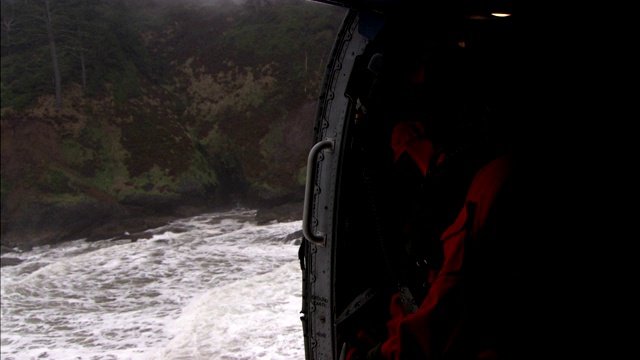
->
[325,4,528,356]
[302,1,617,358]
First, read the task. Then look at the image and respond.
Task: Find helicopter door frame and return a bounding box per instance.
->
[300,9,379,360]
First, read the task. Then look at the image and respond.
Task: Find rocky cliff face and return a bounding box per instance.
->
[0,89,313,250]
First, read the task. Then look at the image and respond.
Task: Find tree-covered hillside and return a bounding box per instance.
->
[0,0,346,249]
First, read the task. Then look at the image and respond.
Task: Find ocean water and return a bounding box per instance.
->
[0,209,306,360]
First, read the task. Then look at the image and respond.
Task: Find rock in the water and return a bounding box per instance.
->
[1,257,24,267]
[1,245,16,255]
[255,202,303,225]
[284,229,304,242]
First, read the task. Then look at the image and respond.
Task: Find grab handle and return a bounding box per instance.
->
[303,139,334,245]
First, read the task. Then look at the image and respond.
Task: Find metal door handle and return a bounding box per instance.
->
[303,139,334,245]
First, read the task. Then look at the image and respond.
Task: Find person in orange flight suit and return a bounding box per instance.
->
[346,24,530,360]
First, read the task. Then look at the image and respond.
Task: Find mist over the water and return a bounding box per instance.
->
[0,209,305,360]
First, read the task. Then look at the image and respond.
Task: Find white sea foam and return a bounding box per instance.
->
[1,209,305,360]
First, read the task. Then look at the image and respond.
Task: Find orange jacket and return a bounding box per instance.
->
[381,153,515,360]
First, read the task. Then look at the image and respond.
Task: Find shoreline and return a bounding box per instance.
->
[1,201,304,261]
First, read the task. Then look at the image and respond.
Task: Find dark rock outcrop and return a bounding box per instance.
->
[255,201,304,225]
[0,195,220,250]
[1,257,24,267]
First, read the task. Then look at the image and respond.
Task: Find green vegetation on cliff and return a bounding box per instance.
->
[0,0,346,247]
